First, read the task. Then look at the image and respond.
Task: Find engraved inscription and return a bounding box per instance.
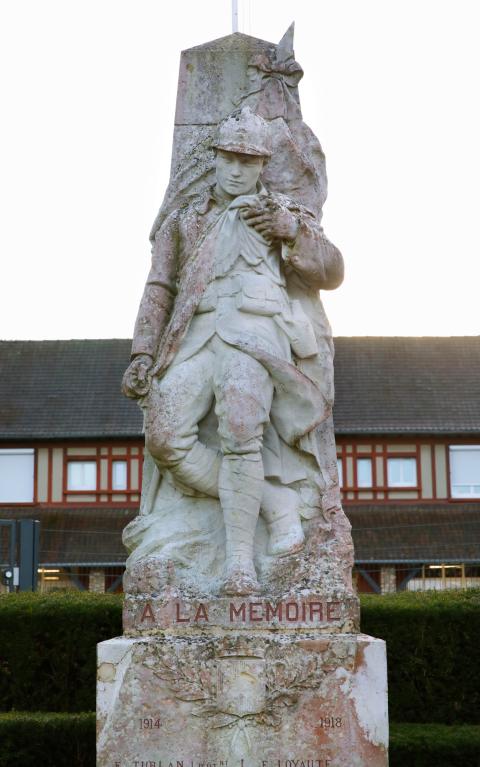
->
[113,759,332,767]
[318,717,342,729]
[139,718,162,730]
[138,600,343,627]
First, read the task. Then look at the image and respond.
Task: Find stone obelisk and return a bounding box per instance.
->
[97,27,388,767]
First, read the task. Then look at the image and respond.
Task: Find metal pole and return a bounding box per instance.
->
[18,519,40,591]
[0,520,17,592]
[8,521,16,575]
[232,0,239,33]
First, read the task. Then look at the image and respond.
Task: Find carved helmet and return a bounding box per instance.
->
[211,107,272,158]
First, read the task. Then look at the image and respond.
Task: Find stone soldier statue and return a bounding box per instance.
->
[99,33,389,767]
[122,107,344,596]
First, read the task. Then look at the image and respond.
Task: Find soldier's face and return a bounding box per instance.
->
[215,150,264,198]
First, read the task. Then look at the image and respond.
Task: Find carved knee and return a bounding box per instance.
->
[218,405,265,454]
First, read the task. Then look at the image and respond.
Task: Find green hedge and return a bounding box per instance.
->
[0,591,121,713]
[0,715,479,767]
[389,723,480,767]
[0,712,95,767]
[1,589,479,723]
[360,589,480,724]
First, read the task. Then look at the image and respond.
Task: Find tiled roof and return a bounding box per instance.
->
[333,336,480,434]
[346,504,480,563]
[0,339,141,440]
[0,336,479,439]
[1,505,479,567]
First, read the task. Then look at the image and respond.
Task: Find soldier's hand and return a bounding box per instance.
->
[241,200,299,243]
[121,354,153,399]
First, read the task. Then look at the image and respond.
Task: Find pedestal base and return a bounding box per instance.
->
[97,632,388,767]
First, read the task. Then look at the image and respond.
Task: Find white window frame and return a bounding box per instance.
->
[387,457,417,487]
[0,448,35,503]
[449,445,480,498]
[112,460,128,491]
[67,461,97,492]
[357,457,373,488]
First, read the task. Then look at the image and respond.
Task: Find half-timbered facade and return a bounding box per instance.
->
[1,337,479,593]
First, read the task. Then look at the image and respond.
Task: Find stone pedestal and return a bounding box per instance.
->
[98,513,388,765]
[97,628,388,767]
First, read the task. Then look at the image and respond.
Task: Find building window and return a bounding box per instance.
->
[449,446,480,498]
[61,446,142,504]
[357,458,372,487]
[406,564,480,592]
[112,460,127,490]
[67,461,97,491]
[0,449,34,503]
[336,442,421,502]
[337,458,343,487]
[387,457,417,487]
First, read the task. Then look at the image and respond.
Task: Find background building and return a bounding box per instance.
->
[1,337,479,593]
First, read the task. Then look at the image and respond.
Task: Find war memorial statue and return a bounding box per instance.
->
[122,105,344,596]
[97,26,389,767]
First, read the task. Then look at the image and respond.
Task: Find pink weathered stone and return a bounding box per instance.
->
[97,633,388,767]
[123,594,359,635]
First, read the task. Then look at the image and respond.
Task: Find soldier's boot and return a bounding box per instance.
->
[261,483,305,557]
[166,441,309,556]
[219,453,262,596]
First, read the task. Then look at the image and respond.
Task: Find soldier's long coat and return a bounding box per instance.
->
[132,185,344,501]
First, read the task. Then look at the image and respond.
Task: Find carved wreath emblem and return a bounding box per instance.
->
[145,640,330,737]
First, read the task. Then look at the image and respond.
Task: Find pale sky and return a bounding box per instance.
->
[1,0,479,340]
